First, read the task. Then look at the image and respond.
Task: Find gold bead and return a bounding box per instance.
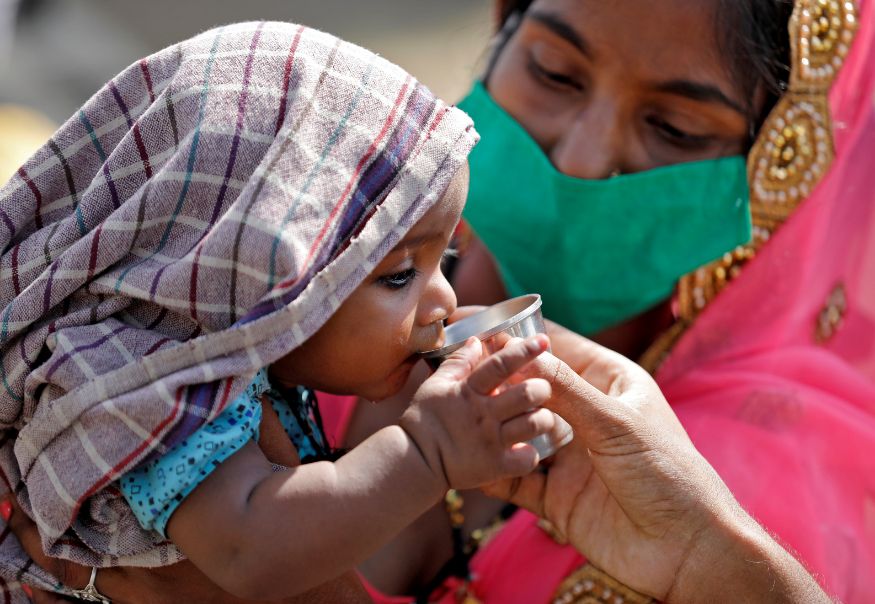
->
[774,134,787,147]
[782,126,795,139]
[781,146,796,162]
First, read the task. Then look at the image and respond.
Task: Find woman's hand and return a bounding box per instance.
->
[484,323,831,603]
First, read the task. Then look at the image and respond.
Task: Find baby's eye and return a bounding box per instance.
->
[378,267,419,290]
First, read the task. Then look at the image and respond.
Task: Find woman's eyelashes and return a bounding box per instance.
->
[527,57,583,92]
[645,115,713,150]
[377,267,420,290]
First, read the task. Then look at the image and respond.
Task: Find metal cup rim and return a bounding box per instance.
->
[419,294,543,359]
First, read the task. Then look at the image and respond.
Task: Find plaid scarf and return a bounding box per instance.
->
[0,21,476,593]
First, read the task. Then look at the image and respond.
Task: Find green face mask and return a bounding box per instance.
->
[458,82,752,336]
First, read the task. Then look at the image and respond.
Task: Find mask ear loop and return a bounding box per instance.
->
[482,10,524,86]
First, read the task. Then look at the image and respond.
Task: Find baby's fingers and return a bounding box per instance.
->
[500,407,555,446]
[490,378,552,420]
[433,337,484,382]
[500,442,541,476]
[467,335,549,395]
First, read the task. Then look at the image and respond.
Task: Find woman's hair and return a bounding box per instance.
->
[497,0,794,133]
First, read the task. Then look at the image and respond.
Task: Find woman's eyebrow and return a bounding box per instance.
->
[527,10,593,58]
[654,79,748,116]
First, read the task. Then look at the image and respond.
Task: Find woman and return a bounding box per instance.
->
[341,0,875,601]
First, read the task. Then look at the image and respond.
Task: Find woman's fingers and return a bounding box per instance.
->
[1,495,115,600]
[466,335,549,395]
[526,353,617,423]
[3,496,75,586]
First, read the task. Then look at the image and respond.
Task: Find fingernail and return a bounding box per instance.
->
[21,584,33,598]
[0,499,12,522]
[527,334,548,353]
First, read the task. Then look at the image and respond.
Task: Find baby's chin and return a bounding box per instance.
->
[365,357,421,403]
[316,358,418,403]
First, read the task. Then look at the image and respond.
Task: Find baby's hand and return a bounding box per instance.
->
[399,335,554,490]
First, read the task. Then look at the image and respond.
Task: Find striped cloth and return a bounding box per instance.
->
[0,20,476,595]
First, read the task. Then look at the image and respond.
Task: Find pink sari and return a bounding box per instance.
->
[321,0,875,600]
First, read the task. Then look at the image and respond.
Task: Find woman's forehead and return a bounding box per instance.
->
[526,0,739,98]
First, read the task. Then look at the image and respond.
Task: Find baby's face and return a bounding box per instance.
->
[271,164,469,401]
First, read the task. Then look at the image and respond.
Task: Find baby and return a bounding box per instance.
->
[0,21,559,601]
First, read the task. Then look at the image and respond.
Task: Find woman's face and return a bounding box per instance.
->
[489,0,754,178]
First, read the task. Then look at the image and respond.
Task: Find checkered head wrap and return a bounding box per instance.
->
[0,20,476,583]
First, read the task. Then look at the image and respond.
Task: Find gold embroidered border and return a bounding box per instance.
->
[551,564,653,604]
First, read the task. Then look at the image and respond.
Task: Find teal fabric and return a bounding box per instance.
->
[458,82,752,335]
[120,370,325,536]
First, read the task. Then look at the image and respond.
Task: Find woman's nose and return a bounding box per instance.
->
[549,101,625,180]
[420,268,457,327]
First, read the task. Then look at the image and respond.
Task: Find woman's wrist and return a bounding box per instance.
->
[667,500,831,604]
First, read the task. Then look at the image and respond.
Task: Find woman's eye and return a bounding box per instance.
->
[528,58,582,91]
[647,116,712,149]
[378,268,419,290]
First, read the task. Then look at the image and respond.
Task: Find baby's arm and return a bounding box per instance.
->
[166,336,554,601]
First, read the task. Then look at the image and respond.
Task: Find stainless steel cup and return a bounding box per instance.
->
[419,294,573,459]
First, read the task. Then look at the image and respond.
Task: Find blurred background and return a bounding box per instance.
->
[0,0,493,180]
